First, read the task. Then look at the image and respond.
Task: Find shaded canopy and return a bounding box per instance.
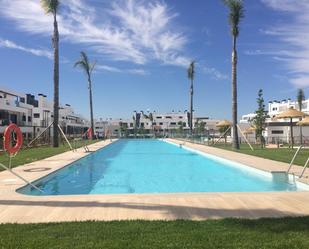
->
[297,116,309,126]
[216,120,232,127]
[275,107,306,119]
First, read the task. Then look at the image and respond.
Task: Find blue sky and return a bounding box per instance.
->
[0,0,308,120]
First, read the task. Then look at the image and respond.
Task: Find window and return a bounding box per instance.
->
[28,116,32,122]
[159,122,163,125]
[22,115,26,122]
[170,122,176,125]
[271,130,283,134]
[152,122,156,125]
[156,116,162,119]
[178,116,183,119]
[165,116,172,119]
[34,113,40,118]
[130,123,133,127]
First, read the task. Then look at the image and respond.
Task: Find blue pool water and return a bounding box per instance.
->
[18,139,303,195]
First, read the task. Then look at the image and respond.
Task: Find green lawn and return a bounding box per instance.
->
[0,139,99,171]
[0,218,309,248]
[212,143,309,167]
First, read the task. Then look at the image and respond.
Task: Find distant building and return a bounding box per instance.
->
[95,111,220,137]
[239,113,256,124]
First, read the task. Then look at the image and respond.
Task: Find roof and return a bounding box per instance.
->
[297,116,309,126]
[275,107,306,119]
[216,120,232,127]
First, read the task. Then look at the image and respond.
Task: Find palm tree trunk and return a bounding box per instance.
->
[299,118,303,145]
[52,13,59,147]
[88,76,95,140]
[290,118,294,149]
[231,35,239,149]
[190,79,193,135]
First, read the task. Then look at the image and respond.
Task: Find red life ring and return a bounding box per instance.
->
[87,128,93,139]
[3,124,23,155]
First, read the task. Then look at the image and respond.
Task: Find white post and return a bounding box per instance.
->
[58,124,73,150]
[237,124,254,151]
[213,127,231,145]
[27,122,53,147]
[0,162,44,193]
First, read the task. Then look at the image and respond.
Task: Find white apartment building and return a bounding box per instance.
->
[0,87,89,138]
[267,98,309,117]
[0,87,33,135]
[240,98,309,144]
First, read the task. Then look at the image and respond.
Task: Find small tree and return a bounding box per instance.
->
[195,121,206,135]
[253,89,268,148]
[177,121,185,137]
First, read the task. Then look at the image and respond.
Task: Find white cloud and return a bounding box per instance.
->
[261,0,309,87]
[126,69,149,75]
[96,64,148,76]
[0,38,52,59]
[96,65,122,73]
[201,66,228,80]
[0,0,186,66]
[0,0,226,79]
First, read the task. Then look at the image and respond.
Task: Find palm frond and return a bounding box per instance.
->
[74,60,87,70]
[74,51,92,75]
[297,89,305,101]
[90,60,97,74]
[187,61,195,80]
[297,89,305,110]
[223,0,244,37]
[40,0,59,14]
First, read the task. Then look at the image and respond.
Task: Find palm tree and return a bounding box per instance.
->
[148,112,154,134]
[74,52,96,139]
[41,0,60,147]
[223,0,244,150]
[187,61,195,135]
[297,89,305,144]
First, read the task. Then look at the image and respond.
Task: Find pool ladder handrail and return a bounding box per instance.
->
[287,145,308,178]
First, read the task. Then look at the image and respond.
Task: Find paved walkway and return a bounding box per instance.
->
[0,139,309,224]
[166,139,309,184]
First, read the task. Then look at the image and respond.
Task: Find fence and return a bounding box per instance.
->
[0,124,90,150]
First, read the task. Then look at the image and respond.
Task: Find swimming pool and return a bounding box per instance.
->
[18,139,306,195]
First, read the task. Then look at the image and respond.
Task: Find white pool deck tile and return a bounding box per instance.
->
[0,138,309,224]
